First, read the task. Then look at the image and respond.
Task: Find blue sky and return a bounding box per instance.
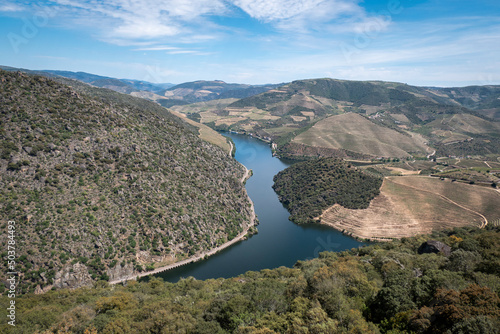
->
[0,0,499,86]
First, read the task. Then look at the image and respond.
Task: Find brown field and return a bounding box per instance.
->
[384,167,421,175]
[429,113,500,134]
[168,110,231,153]
[319,175,500,241]
[170,98,238,114]
[293,113,431,158]
[390,113,411,123]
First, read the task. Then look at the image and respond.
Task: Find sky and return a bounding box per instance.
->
[0,0,499,86]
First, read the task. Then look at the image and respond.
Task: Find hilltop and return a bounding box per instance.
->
[155,80,282,107]
[0,70,254,293]
[0,66,174,94]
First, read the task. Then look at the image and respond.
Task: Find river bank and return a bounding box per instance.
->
[109,164,256,285]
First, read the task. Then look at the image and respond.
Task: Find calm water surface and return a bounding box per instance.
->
[154,133,364,282]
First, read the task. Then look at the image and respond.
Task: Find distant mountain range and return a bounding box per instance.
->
[156,80,283,107]
[172,78,500,160]
[0,66,281,107]
[3,65,500,160]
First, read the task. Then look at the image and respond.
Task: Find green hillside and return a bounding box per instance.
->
[0,70,253,293]
[2,226,498,333]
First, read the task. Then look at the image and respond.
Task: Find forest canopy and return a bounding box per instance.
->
[1,226,499,334]
[272,158,383,224]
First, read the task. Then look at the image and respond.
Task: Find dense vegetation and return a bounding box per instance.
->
[273,158,382,224]
[1,226,498,333]
[0,70,253,293]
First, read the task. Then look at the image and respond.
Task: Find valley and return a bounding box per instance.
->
[0,67,499,334]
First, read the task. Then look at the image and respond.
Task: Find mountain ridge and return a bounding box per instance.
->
[0,69,255,293]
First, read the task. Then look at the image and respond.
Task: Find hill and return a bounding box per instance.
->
[157,80,281,106]
[173,78,500,161]
[2,226,499,333]
[290,113,432,159]
[0,66,174,95]
[319,175,500,240]
[40,70,174,93]
[0,70,254,293]
[272,158,383,224]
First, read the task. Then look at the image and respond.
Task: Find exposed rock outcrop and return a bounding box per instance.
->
[418,240,451,256]
[107,263,135,282]
[53,263,94,289]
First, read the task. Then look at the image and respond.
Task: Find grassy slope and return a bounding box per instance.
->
[293,113,431,158]
[167,109,231,153]
[424,113,500,144]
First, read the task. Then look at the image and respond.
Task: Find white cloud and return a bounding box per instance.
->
[229,0,366,33]
[49,0,227,40]
[2,0,376,46]
[230,0,360,22]
[133,46,180,51]
[0,3,23,12]
[167,50,197,54]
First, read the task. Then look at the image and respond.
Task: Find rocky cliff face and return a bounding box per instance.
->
[106,263,135,283]
[53,263,94,289]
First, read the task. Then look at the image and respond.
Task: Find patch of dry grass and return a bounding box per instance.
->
[293,113,431,158]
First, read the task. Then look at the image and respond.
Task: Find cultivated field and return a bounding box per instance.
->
[168,110,232,153]
[319,175,500,240]
[293,113,431,158]
[428,113,500,135]
[170,98,238,114]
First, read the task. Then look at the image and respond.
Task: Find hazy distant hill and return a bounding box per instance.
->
[42,69,174,93]
[0,66,175,94]
[0,70,253,292]
[157,80,282,106]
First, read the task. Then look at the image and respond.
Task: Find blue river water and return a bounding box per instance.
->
[154,133,364,282]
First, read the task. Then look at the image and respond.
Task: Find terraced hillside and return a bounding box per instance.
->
[0,70,254,293]
[291,113,432,159]
[319,176,500,240]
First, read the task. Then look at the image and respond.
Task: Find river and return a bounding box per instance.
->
[154,133,364,282]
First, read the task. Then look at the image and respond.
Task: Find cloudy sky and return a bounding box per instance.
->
[0,0,499,86]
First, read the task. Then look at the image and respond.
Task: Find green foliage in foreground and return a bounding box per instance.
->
[273,158,383,224]
[1,226,499,334]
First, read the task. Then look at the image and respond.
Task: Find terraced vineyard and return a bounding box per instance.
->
[319,176,500,240]
[292,113,432,158]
